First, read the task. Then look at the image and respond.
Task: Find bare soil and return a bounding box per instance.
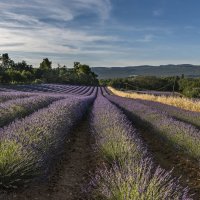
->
[2,118,97,200]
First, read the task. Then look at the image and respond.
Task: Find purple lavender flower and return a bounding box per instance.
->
[106,94,200,161]
[0,88,96,188]
[90,88,192,199]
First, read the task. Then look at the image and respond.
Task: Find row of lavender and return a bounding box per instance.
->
[0,95,62,128]
[130,98,200,129]
[103,87,200,162]
[0,92,34,103]
[13,84,95,96]
[0,87,97,188]
[102,86,200,129]
[90,88,191,199]
[0,85,96,129]
[102,86,200,130]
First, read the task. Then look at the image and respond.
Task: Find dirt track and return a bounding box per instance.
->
[2,118,97,200]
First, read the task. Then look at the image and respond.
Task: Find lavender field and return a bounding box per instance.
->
[0,84,199,200]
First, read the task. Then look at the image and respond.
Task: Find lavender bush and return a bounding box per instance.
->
[15,84,94,96]
[0,95,60,127]
[0,92,33,103]
[106,94,200,161]
[132,98,200,129]
[90,88,192,199]
[94,160,190,200]
[0,93,95,188]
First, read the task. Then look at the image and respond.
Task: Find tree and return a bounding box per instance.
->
[14,61,33,72]
[38,58,53,82]
[21,70,34,82]
[5,69,23,83]
[73,63,98,85]
[0,54,99,85]
[0,53,14,68]
[0,53,9,67]
[39,58,52,70]
[73,62,80,70]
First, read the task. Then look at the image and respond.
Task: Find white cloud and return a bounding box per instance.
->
[76,0,111,21]
[1,0,192,67]
[0,0,111,24]
[0,26,117,53]
[0,0,114,65]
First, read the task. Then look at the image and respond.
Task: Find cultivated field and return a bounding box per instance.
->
[0,84,199,200]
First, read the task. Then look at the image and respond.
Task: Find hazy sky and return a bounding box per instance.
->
[1,0,200,67]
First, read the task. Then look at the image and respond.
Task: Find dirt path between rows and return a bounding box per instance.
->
[2,118,97,200]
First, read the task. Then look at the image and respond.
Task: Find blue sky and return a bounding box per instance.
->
[1,0,200,67]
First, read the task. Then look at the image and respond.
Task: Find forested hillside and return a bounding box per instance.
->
[92,65,200,79]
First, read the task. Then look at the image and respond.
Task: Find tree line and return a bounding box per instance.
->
[100,75,200,98]
[1,53,200,97]
[0,53,99,85]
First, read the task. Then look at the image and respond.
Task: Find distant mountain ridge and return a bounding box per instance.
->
[92,64,200,79]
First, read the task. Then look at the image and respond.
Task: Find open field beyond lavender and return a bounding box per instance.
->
[0,84,199,200]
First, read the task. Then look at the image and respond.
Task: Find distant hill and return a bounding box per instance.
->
[92,64,200,79]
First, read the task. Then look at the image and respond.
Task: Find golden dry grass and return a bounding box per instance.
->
[108,86,200,112]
